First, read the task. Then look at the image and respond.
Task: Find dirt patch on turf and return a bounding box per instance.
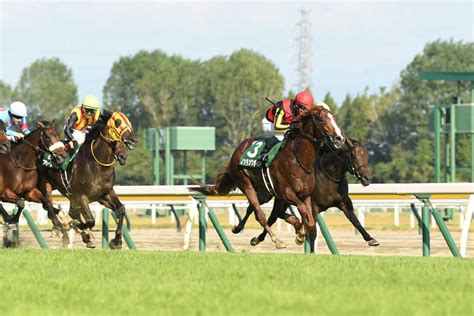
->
[7,227,473,257]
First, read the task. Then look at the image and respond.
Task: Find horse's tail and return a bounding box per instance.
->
[189,169,236,196]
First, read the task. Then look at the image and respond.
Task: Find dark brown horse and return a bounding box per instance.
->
[0,120,11,154]
[38,111,135,249]
[0,121,69,244]
[248,139,379,248]
[191,105,345,250]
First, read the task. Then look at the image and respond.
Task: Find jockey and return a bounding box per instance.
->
[64,95,100,152]
[262,90,315,145]
[0,101,31,141]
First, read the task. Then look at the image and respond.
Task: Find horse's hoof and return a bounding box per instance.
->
[62,236,71,247]
[275,240,287,249]
[295,232,305,245]
[232,226,241,234]
[50,227,61,238]
[109,239,122,250]
[250,237,260,246]
[86,241,96,249]
[368,239,380,247]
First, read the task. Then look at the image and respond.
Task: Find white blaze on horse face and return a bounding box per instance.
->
[328,112,344,140]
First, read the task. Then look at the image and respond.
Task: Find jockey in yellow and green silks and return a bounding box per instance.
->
[64,95,100,152]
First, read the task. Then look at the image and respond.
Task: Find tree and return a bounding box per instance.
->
[322,92,338,113]
[14,58,78,121]
[103,50,202,130]
[0,80,13,106]
[115,138,154,185]
[380,40,474,182]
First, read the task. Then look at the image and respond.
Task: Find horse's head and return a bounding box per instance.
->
[346,139,371,186]
[104,112,137,165]
[294,105,345,149]
[114,141,128,165]
[0,120,11,154]
[36,120,67,164]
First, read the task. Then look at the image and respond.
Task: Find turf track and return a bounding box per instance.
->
[0,249,471,315]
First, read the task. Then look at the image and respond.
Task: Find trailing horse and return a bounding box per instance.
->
[190,105,345,251]
[38,111,135,249]
[0,120,11,154]
[248,139,379,248]
[0,121,69,246]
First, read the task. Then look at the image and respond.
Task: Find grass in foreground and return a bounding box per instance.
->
[0,250,472,315]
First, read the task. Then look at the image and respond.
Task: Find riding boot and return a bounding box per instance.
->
[259,136,280,165]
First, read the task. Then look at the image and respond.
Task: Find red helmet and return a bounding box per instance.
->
[295,91,314,108]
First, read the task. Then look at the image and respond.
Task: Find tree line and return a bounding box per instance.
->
[1,40,473,184]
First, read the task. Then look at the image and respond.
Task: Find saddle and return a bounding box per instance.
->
[239,136,282,169]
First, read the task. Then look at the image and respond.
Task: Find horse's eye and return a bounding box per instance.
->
[318,116,326,123]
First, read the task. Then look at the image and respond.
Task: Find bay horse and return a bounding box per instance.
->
[38,111,135,249]
[0,121,69,245]
[0,120,11,154]
[248,139,379,249]
[191,105,345,251]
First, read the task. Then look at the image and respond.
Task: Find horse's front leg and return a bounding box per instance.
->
[99,189,125,250]
[339,197,379,246]
[26,188,72,247]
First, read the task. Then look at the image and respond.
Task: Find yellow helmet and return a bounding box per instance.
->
[82,95,100,110]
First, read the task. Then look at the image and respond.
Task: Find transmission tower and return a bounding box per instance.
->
[296,8,312,91]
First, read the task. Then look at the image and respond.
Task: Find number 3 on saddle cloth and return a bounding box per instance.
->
[41,146,79,171]
[239,136,282,169]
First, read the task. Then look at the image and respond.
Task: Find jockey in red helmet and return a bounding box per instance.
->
[262,90,314,141]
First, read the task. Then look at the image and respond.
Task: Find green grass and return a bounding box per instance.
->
[0,250,472,316]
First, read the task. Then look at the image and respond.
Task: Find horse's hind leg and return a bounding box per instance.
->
[252,199,289,247]
[339,198,379,246]
[241,186,285,249]
[232,204,254,234]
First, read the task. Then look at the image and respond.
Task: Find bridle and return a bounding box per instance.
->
[318,144,368,183]
[13,128,64,170]
[290,109,339,174]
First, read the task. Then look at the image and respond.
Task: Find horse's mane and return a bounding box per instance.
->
[84,110,113,144]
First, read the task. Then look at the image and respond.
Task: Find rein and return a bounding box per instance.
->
[12,129,51,171]
[91,139,116,167]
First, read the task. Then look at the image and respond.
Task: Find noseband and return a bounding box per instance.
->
[13,128,63,170]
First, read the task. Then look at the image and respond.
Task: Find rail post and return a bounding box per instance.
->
[168,204,182,232]
[23,209,49,249]
[206,205,234,252]
[102,208,109,249]
[196,196,207,251]
[431,208,462,258]
[416,195,431,257]
[317,213,339,255]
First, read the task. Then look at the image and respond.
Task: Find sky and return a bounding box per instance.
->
[0,0,473,106]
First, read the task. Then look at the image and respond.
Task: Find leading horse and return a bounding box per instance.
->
[191,105,345,251]
[38,111,136,249]
[248,139,379,249]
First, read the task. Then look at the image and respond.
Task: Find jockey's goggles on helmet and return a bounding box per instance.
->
[84,108,96,115]
[10,113,23,120]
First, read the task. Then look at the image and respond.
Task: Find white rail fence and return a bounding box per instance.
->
[2,183,473,254]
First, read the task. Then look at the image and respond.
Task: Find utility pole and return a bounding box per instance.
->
[297,8,312,91]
